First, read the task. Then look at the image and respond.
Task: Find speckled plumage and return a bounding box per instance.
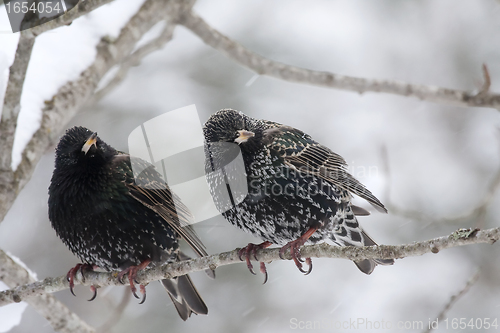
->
[48,126,208,320]
[204,109,393,274]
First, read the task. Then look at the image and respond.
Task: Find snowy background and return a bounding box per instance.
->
[1,0,500,332]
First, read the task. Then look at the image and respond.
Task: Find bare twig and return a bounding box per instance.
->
[97,288,131,333]
[26,0,115,37]
[179,11,500,110]
[89,20,177,104]
[0,0,193,331]
[0,250,95,333]
[381,131,500,228]
[476,64,491,97]
[0,0,179,224]
[0,227,497,307]
[423,269,480,333]
[0,2,497,331]
[0,31,35,171]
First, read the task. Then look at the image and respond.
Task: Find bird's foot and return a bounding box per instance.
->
[279,226,318,275]
[238,241,272,284]
[66,263,98,300]
[117,259,151,304]
[88,285,98,301]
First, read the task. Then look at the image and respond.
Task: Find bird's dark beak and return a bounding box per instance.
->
[82,132,98,154]
[234,130,255,144]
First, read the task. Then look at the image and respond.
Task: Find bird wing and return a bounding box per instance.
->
[114,154,208,258]
[262,125,387,213]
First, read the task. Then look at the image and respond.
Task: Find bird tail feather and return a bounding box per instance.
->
[161,274,208,321]
[331,205,394,275]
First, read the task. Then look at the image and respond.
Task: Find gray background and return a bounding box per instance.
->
[1,0,500,332]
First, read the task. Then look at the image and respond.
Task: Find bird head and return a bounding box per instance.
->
[54,126,117,170]
[203,109,263,146]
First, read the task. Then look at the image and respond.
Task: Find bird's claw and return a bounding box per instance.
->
[239,242,272,283]
[304,258,313,275]
[278,244,289,260]
[67,264,82,297]
[238,247,257,275]
[139,285,147,305]
[66,263,94,297]
[88,285,98,301]
[260,262,268,284]
[129,282,146,303]
[280,238,313,275]
[237,248,245,262]
[117,260,151,304]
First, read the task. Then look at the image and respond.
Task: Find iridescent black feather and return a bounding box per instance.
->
[48,126,208,320]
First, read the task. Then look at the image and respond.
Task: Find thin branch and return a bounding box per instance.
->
[381,130,500,228]
[0,31,35,171]
[0,0,178,224]
[0,250,95,333]
[0,227,497,307]
[0,3,495,330]
[97,288,131,333]
[0,0,193,331]
[178,11,500,110]
[476,64,491,97]
[25,0,115,37]
[423,269,480,333]
[89,20,177,104]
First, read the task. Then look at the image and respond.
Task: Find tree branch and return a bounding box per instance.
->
[0,0,181,224]
[0,250,95,333]
[178,11,500,110]
[96,288,131,333]
[0,0,193,331]
[0,31,35,171]
[380,130,500,228]
[1,2,497,330]
[423,269,480,333]
[25,0,115,37]
[0,227,497,307]
[89,19,177,104]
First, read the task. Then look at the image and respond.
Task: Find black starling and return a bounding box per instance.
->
[204,109,393,279]
[48,126,208,320]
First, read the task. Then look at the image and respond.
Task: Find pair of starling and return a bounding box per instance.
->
[48,110,392,320]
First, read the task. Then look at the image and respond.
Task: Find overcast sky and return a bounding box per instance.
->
[1,1,500,332]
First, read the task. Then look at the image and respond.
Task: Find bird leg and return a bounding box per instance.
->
[279,226,319,275]
[66,263,97,300]
[238,241,272,284]
[117,259,151,304]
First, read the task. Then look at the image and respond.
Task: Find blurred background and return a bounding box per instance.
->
[1,0,500,332]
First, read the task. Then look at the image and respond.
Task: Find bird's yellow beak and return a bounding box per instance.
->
[234,130,255,144]
[82,132,98,154]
